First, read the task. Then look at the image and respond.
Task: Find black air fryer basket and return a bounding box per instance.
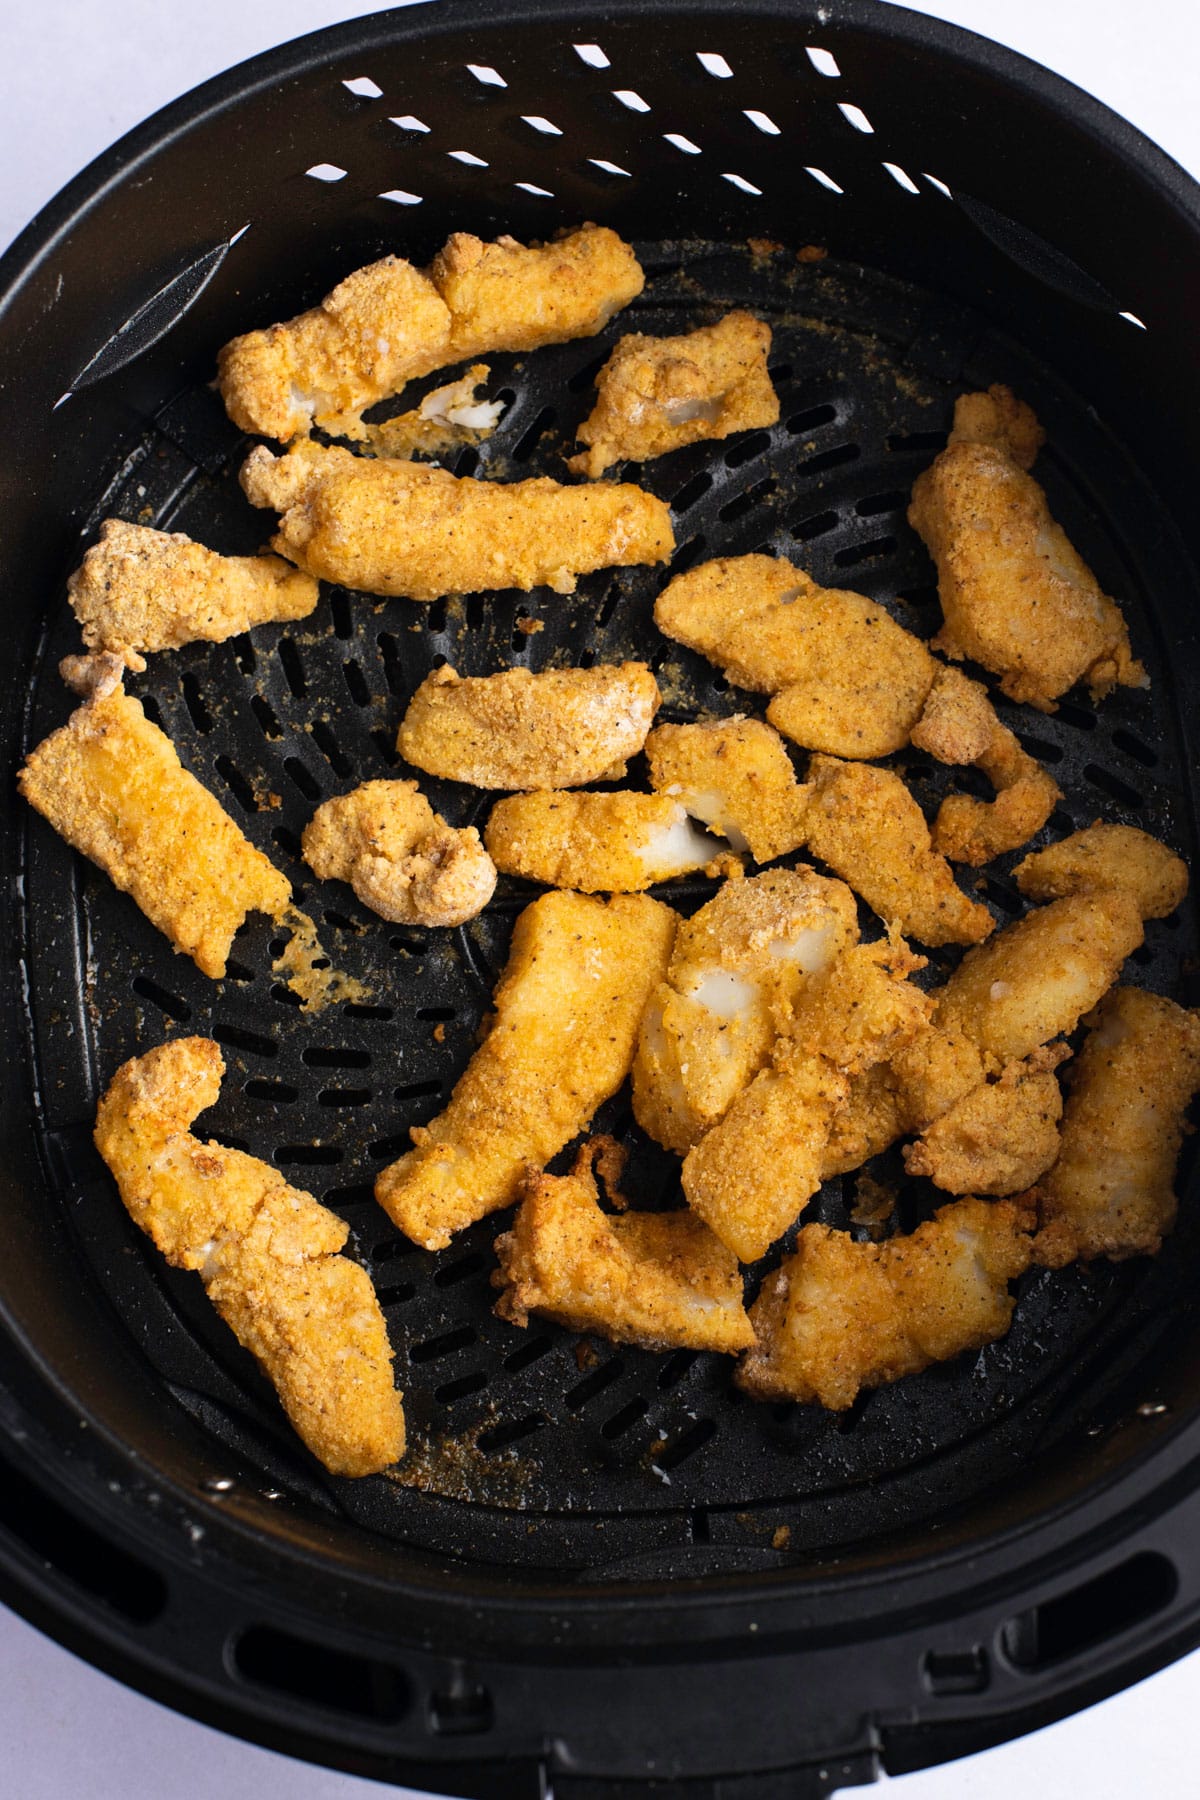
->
[2,2,1199,1793]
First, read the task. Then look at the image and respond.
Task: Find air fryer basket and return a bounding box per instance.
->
[2,2,1200,1793]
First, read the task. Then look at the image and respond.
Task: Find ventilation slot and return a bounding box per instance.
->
[1002,1552,1176,1671]
[234,1625,408,1722]
[132,975,192,1021]
[0,1449,166,1624]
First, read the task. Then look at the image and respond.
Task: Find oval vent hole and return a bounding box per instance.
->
[234,1625,408,1722]
[1002,1551,1176,1671]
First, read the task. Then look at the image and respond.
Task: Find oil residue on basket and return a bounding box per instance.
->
[271,904,372,1012]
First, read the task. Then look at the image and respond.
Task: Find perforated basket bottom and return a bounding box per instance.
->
[23,242,1199,1573]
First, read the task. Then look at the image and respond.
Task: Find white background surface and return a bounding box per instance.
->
[1,0,1198,1794]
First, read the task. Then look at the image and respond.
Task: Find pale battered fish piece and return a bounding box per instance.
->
[570,311,779,479]
[909,387,1144,711]
[654,555,937,758]
[303,780,496,926]
[19,685,289,979]
[67,519,317,669]
[218,223,643,440]
[1014,822,1189,921]
[645,716,809,862]
[94,1038,404,1476]
[374,891,676,1250]
[910,666,1060,864]
[802,755,995,947]
[903,1044,1069,1195]
[398,662,659,790]
[1033,988,1200,1265]
[484,791,730,891]
[631,867,859,1154]
[241,441,673,601]
[737,1198,1034,1408]
[493,1144,754,1353]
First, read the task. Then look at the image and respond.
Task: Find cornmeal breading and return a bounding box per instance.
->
[819,1064,907,1178]
[778,934,932,1074]
[948,383,1045,468]
[910,666,1060,864]
[398,662,660,790]
[819,1018,988,1178]
[484,791,730,891]
[1013,822,1189,920]
[570,311,779,478]
[737,1198,1034,1408]
[644,716,809,862]
[94,1038,404,1476]
[67,519,317,669]
[241,441,674,600]
[19,686,290,979]
[303,780,496,926]
[903,1045,1068,1195]
[374,891,675,1250]
[1033,988,1200,1265]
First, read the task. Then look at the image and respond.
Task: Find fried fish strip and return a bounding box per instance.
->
[94,1038,404,1476]
[819,1017,988,1179]
[644,716,809,862]
[1033,988,1200,1265]
[303,780,496,926]
[398,662,660,790]
[570,311,779,478]
[374,891,676,1249]
[484,791,730,891]
[19,686,289,978]
[1013,822,1189,921]
[737,1198,1033,1408]
[903,1045,1068,1195]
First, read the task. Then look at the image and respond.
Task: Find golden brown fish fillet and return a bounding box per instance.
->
[374,891,676,1250]
[948,383,1045,468]
[1032,988,1200,1265]
[1014,822,1189,920]
[303,780,496,926]
[819,1016,988,1179]
[398,662,660,790]
[94,1038,404,1476]
[778,933,933,1074]
[819,1064,908,1178]
[241,441,674,601]
[484,790,730,891]
[738,1198,1033,1408]
[903,1044,1068,1195]
[644,716,809,862]
[19,686,290,979]
[570,311,779,478]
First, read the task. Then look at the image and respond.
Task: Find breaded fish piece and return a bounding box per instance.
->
[94,1038,404,1476]
[654,554,938,759]
[910,666,1060,864]
[1033,988,1200,1265]
[1014,822,1189,921]
[398,662,660,790]
[909,387,1144,711]
[484,791,730,891]
[779,933,933,1074]
[493,1143,754,1353]
[737,1197,1034,1408]
[570,311,779,479]
[19,685,289,979]
[948,382,1045,468]
[903,1044,1069,1195]
[374,891,676,1249]
[819,1017,988,1179]
[303,780,496,926]
[241,441,674,601]
[67,519,317,669]
[632,867,858,1154]
[218,223,643,440]
[819,1064,906,1179]
[644,716,809,862]
[801,755,995,947]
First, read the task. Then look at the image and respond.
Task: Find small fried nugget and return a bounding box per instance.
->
[801,755,995,947]
[887,1018,989,1132]
[67,519,317,669]
[819,1063,907,1177]
[570,311,779,478]
[19,685,289,979]
[1033,988,1200,1265]
[493,1143,754,1353]
[398,662,660,790]
[645,715,809,862]
[948,383,1044,468]
[779,933,933,1074]
[737,1197,1033,1408]
[903,1045,1069,1195]
[241,441,674,601]
[910,666,1060,864]
[1014,822,1189,921]
[374,891,675,1249]
[303,780,495,926]
[484,791,730,891]
[94,1038,404,1476]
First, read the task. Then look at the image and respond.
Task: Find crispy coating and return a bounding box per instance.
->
[67,519,317,669]
[493,1144,753,1353]
[654,555,937,757]
[779,934,933,1074]
[398,662,660,790]
[1033,988,1200,1265]
[948,383,1044,468]
[910,666,1060,864]
[819,1017,988,1178]
[19,687,289,979]
[801,755,995,947]
[570,311,779,478]
[645,716,809,862]
[737,1197,1034,1408]
[820,1064,907,1178]
[484,791,730,891]
[94,1038,404,1476]
[1014,822,1189,921]
[303,780,496,926]
[430,225,644,364]
[374,891,676,1249]
[632,867,859,1154]
[241,441,673,600]
[903,1045,1068,1195]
